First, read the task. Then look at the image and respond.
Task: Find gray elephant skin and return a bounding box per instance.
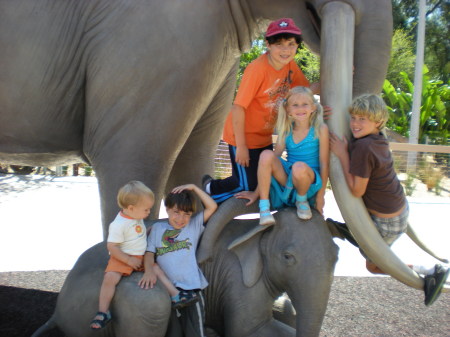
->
[0,0,393,237]
[35,206,338,337]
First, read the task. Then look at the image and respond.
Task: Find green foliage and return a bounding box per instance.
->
[402,172,417,197]
[295,45,320,83]
[382,65,449,144]
[392,0,450,83]
[237,38,265,88]
[386,29,415,91]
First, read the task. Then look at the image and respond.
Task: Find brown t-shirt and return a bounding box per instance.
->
[349,133,405,213]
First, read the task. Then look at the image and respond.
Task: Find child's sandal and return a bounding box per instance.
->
[296,201,312,220]
[90,311,112,330]
[259,210,276,226]
[172,290,199,309]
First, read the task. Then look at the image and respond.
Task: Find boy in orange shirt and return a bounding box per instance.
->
[204,18,319,204]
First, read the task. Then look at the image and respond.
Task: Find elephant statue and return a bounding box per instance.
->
[33,198,339,337]
[3,0,443,310]
[0,0,392,236]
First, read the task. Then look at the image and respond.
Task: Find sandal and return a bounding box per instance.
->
[259,210,276,226]
[90,311,112,330]
[172,290,199,309]
[296,201,312,220]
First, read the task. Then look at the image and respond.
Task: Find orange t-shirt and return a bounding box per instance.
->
[222,53,309,149]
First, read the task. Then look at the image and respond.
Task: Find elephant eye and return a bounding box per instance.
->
[283,252,296,264]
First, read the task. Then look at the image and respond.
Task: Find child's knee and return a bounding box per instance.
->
[292,162,309,177]
[259,149,275,165]
[366,261,385,275]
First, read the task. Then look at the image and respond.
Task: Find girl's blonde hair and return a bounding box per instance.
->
[117,180,154,209]
[349,94,389,130]
[276,86,324,143]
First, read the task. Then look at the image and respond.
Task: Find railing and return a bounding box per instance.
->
[213,141,450,195]
[390,143,449,176]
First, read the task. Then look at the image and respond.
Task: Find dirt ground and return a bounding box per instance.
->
[0,270,449,337]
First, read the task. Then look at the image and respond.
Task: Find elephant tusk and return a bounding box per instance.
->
[320,1,425,291]
[406,224,449,263]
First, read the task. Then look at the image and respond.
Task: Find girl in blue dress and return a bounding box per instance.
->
[257,86,329,225]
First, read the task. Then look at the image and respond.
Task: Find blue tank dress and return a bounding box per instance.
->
[269,127,322,209]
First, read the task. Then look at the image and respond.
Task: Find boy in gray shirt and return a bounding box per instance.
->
[140,184,217,336]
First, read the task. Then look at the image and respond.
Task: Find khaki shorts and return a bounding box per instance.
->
[105,255,143,276]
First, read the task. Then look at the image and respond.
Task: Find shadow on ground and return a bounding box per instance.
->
[0,286,63,337]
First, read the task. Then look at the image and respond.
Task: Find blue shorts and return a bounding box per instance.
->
[269,158,322,210]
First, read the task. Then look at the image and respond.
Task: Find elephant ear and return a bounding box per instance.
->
[228,225,272,288]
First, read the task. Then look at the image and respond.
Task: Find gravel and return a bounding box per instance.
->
[0,271,448,337]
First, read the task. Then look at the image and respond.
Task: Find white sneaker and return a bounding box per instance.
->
[259,211,276,226]
[296,201,312,220]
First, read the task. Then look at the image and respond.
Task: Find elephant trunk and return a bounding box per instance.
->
[292,286,332,337]
[290,255,335,337]
[320,1,425,290]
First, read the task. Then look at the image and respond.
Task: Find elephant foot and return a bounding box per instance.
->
[205,326,220,337]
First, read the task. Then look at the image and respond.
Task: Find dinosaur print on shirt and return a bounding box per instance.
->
[157,228,192,255]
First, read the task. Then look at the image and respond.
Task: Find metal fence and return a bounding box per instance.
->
[389,143,449,177]
[213,141,450,197]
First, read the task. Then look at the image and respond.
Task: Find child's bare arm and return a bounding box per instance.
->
[231,104,249,167]
[172,184,218,222]
[316,124,330,214]
[107,242,142,269]
[329,132,369,197]
[273,137,286,157]
[138,252,157,289]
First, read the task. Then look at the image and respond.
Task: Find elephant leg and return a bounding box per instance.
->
[166,61,239,193]
[92,151,173,236]
[87,113,189,235]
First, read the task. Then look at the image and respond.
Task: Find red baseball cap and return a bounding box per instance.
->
[265,18,302,37]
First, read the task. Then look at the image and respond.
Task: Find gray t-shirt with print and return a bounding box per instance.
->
[147,212,208,290]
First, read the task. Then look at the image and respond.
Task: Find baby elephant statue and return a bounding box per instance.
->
[33,199,338,337]
[202,204,339,337]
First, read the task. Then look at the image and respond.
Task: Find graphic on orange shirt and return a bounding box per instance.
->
[263,70,295,131]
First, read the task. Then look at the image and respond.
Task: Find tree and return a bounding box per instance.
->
[386,29,416,91]
[295,44,320,84]
[392,0,449,82]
